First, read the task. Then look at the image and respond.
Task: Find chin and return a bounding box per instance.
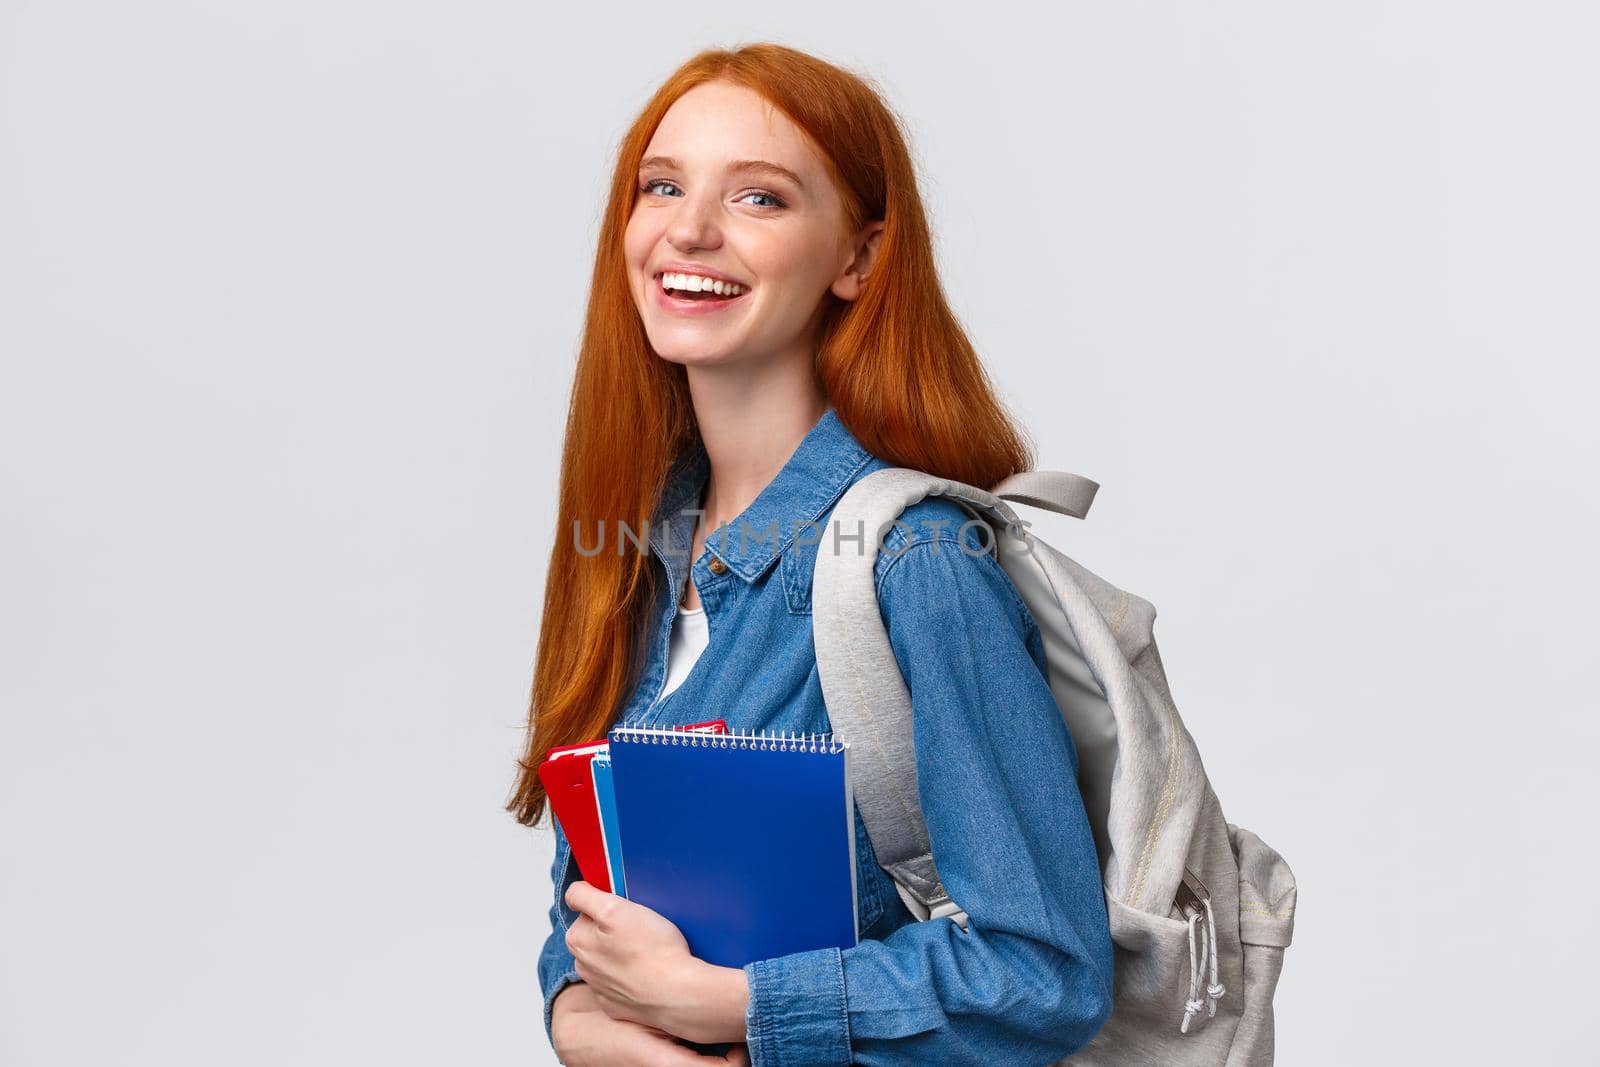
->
[651,345,743,370]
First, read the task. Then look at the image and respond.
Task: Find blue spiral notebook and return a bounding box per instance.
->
[606,725,859,970]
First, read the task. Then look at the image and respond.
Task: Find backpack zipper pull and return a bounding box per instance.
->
[1175,867,1226,1031]
[1175,867,1228,1022]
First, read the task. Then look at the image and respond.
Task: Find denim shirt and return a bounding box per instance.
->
[536,407,1114,1066]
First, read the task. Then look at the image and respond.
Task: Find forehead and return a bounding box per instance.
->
[644,81,822,180]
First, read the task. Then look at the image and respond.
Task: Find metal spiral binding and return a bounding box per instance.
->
[608,725,844,754]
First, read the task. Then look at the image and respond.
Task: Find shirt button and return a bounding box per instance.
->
[707,555,727,575]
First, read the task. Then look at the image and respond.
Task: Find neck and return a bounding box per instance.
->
[685,347,827,534]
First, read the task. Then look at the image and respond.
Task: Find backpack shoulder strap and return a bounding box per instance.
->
[812,467,1048,925]
[990,469,1100,519]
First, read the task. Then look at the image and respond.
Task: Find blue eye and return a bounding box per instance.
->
[637,179,786,210]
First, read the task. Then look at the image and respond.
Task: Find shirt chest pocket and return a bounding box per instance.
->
[780,543,815,615]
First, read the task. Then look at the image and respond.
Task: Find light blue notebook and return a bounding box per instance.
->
[606,724,858,970]
[590,752,627,899]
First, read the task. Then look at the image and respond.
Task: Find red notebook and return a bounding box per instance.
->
[539,739,613,891]
[539,719,728,893]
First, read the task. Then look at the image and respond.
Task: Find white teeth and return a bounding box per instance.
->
[661,271,746,296]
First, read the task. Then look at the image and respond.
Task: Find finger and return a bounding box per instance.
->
[564,879,596,915]
[584,887,620,927]
[604,1019,709,1065]
[661,1040,720,1065]
[568,880,623,929]
[585,1018,688,1065]
[563,914,589,957]
[723,1045,751,1065]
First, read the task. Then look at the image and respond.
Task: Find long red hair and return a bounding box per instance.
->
[507,42,1034,827]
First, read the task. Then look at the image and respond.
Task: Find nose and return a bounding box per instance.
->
[664,185,724,253]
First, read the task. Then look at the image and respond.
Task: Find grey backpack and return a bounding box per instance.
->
[811,468,1298,1065]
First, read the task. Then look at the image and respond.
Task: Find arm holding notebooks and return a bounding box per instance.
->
[741,528,1116,1067]
[541,822,751,1064]
[563,878,749,1045]
[538,720,740,1056]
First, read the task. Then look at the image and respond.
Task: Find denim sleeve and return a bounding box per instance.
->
[536,817,586,1052]
[743,537,1115,1067]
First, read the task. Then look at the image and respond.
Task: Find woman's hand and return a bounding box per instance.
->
[550,982,750,1065]
[564,880,751,1046]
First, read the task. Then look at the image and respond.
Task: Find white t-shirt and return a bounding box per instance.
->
[658,603,710,700]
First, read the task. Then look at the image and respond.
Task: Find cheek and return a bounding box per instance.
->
[747,226,841,296]
[621,235,653,309]
[622,211,659,272]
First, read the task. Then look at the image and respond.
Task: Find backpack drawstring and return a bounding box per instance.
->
[1179,894,1228,1034]
[1203,894,1226,1016]
[1180,905,1206,1033]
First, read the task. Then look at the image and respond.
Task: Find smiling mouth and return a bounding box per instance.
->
[655,271,749,303]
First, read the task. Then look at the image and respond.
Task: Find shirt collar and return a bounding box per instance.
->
[649,406,874,584]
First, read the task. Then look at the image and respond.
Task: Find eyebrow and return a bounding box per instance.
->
[637,155,805,190]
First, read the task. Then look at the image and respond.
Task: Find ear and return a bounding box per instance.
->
[830,220,886,302]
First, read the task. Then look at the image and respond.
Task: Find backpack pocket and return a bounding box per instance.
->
[1221,823,1296,1067]
[1064,895,1238,1063]
[1227,822,1297,948]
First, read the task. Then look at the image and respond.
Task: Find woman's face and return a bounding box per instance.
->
[624,80,872,371]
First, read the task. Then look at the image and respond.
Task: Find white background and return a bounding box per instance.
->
[3,2,1595,1064]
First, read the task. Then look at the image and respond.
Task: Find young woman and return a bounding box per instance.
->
[507,43,1113,1067]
